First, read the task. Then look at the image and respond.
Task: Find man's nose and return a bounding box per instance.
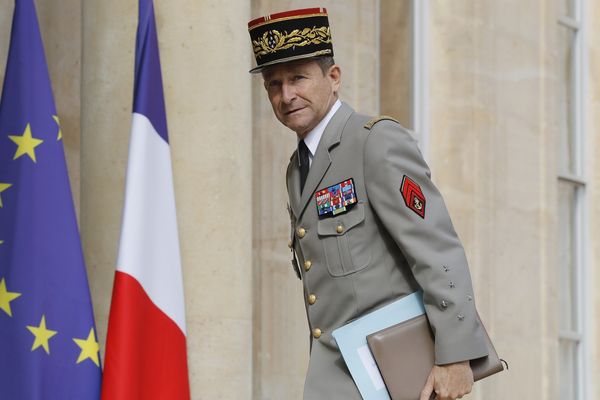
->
[281,82,296,104]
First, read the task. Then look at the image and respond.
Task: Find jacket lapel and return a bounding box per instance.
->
[296,102,353,218]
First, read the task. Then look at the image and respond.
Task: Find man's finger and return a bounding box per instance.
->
[419,385,434,400]
[420,373,435,400]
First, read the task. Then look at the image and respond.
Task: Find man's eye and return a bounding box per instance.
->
[292,75,305,81]
[267,81,281,88]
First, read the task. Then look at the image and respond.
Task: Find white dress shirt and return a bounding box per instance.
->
[299,99,342,167]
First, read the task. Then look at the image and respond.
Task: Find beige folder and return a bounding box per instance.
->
[366,313,504,400]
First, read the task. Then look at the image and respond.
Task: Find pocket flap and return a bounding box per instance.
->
[317,203,365,236]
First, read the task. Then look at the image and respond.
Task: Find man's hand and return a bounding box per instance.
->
[419,360,473,400]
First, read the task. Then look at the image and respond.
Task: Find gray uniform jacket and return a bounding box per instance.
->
[286,102,489,399]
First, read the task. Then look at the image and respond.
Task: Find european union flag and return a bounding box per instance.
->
[0,0,101,398]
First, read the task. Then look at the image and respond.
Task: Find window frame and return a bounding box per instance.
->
[411,0,430,159]
[557,0,589,398]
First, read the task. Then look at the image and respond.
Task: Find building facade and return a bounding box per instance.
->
[1,0,599,398]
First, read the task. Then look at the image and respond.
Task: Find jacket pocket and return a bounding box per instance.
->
[317,203,371,277]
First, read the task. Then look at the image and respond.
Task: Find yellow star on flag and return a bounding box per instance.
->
[27,315,58,354]
[0,278,21,317]
[8,123,44,162]
[73,328,100,367]
[53,115,62,141]
[0,183,12,208]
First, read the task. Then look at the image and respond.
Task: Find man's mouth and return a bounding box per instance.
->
[285,107,305,115]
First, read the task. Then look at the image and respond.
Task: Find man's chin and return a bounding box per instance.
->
[288,126,305,136]
[282,120,308,136]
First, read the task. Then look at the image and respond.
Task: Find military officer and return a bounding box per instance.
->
[248,8,489,400]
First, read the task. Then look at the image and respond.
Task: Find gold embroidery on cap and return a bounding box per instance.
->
[252,27,332,59]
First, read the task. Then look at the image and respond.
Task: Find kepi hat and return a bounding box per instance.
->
[248,7,334,73]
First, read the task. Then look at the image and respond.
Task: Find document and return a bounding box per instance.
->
[332,292,426,400]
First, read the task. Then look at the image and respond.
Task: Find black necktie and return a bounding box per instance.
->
[298,140,310,193]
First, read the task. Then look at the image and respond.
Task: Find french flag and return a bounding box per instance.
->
[101,0,190,399]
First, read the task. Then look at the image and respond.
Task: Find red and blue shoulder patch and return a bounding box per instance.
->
[400,175,426,218]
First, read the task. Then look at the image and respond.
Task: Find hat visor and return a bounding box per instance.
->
[248,49,333,74]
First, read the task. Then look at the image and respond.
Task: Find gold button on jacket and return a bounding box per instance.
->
[304,260,312,271]
[297,227,306,238]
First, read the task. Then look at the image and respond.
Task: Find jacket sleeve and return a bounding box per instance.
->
[363,120,488,365]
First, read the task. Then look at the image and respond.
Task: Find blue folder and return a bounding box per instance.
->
[332,292,426,400]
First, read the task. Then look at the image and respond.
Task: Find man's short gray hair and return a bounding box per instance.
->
[314,56,336,75]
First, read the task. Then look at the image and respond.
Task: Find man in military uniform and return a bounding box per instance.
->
[248,8,488,400]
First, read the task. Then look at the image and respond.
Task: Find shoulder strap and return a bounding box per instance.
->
[364,115,400,130]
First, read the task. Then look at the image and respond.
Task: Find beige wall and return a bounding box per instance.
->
[380,0,412,128]
[81,0,254,398]
[428,0,560,398]
[1,0,599,399]
[81,1,135,380]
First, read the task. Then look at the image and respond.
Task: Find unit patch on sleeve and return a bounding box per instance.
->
[315,178,357,217]
[400,175,426,218]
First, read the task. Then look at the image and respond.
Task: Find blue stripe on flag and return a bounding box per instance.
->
[133,0,169,143]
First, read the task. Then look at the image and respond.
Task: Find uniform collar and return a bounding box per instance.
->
[298,99,342,165]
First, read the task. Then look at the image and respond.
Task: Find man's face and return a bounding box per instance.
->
[262,59,341,139]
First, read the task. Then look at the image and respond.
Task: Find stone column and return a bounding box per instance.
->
[0,1,9,64]
[380,0,412,128]
[249,1,379,398]
[81,1,253,398]
[428,0,559,398]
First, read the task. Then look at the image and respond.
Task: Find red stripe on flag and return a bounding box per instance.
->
[101,271,190,400]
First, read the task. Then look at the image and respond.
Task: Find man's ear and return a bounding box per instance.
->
[328,65,341,93]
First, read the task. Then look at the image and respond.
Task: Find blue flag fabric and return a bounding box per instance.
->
[0,0,101,398]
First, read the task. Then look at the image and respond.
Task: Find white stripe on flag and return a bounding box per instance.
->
[116,112,186,334]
